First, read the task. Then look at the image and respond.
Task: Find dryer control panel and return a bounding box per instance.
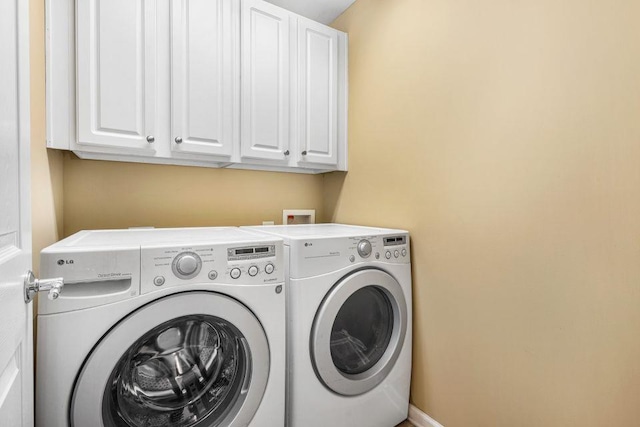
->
[141,241,283,294]
[286,232,410,279]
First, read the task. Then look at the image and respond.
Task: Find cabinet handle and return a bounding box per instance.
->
[175,137,183,144]
[284,150,290,156]
[146,135,155,143]
[301,151,307,156]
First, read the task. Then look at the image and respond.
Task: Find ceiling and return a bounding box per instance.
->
[264,0,356,24]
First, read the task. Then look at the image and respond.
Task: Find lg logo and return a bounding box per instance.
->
[304,242,313,247]
[57,259,74,266]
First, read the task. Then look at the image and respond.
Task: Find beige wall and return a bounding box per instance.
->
[30,0,64,276]
[328,0,640,425]
[63,155,324,235]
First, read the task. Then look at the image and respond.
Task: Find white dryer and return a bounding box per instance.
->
[243,224,412,427]
[36,227,286,427]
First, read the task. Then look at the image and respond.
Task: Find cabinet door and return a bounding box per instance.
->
[171,0,238,157]
[241,0,291,161]
[76,0,156,151]
[296,19,339,167]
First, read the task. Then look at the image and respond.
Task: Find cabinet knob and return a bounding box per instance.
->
[284,150,290,156]
[175,137,183,144]
[146,135,155,143]
[301,151,307,156]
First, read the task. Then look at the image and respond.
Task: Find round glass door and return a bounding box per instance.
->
[330,286,394,375]
[72,292,269,427]
[311,269,407,396]
[102,315,248,427]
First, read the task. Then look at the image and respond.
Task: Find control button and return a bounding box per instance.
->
[178,255,198,274]
[385,251,392,259]
[230,268,241,279]
[357,239,372,258]
[265,263,275,274]
[208,270,218,280]
[349,255,355,263]
[375,252,380,259]
[248,265,259,277]
[402,248,407,257]
[172,252,202,279]
[394,250,399,258]
[153,276,165,287]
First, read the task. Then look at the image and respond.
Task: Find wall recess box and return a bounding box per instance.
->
[283,210,316,225]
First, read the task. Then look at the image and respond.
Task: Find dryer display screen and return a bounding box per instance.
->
[383,236,406,246]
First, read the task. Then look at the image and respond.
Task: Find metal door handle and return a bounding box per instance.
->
[24,271,64,303]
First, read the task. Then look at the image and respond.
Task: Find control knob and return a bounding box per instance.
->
[248,265,259,277]
[172,252,202,279]
[357,239,372,258]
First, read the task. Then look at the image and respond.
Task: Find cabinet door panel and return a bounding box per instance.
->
[77,0,156,151]
[241,0,290,161]
[171,0,237,157]
[297,20,339,167]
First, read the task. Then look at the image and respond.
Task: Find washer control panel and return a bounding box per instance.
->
[141,240,283,293]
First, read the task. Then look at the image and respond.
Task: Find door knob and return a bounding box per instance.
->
[24,271,64,303]
[175,137,183,144]
[146,135,155,143]
[301,151,307,156]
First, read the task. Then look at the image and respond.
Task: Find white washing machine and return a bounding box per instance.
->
[243,224,412,427]
[36,227,286,427]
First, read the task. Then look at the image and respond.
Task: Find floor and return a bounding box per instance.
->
[396,422,414,427]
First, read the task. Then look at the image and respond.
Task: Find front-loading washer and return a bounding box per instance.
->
[243,224,412,427]
[36,227,286,427]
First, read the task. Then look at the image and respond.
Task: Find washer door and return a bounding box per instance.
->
[311,269,408,396]
[71,292,269,427]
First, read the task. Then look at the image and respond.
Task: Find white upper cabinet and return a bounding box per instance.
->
[49,0,347,173]
[240,0,292,162]
[170,0,239,158]
[76,0,157,152]
[296,18,339,167]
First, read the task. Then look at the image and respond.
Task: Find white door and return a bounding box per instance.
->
[76,0,157,152]
[240,0,291,161]
[170,0,239,158]
[296,18,339,167]
[0,0,33,424]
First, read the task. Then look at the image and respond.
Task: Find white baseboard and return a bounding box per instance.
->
[408,404,444,427]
